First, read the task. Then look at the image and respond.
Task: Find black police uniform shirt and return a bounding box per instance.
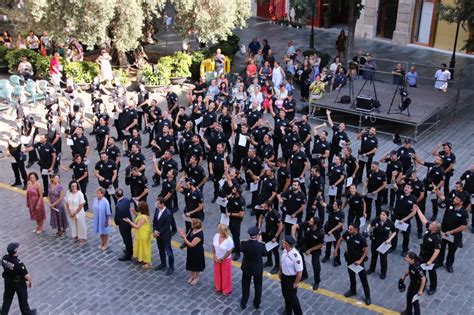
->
[312,135,330,176]
[258,176,277,203]
[95,159,117,185]
[283,98,296,121]
[282,132,300,153]
[393,191,417,221]
[406,178,425,199]
[129,175,148,199]
[460,170,474,194]
[252,126,269,145]
[328,163,345,186]
[69,162,88,183]
[34,142,55,169]
[298,222,324,253]
[289,151,307,178]
[47,125,61,153]
[347,193,365,217]
[277,167,291,193]
[176,114,191,132]
[396,146,415,172]
[138,90,149,106]
[187,143,203,160]
[106,146,121,166]
[207,130,226,152]
[242,156,263,177]
[125,136,141,151]
[185,165,206,186]
[438,151,456,176]
[260,143,275,161]
[359,133,378,156]
[166,91,177,107]
[330,126,350,152]
[179,129,194,149]
[227,196,245,221]
[211,153,230,176]
[160,179,176,201]
[297,122,311,146]
[158,158,178,179]
[202,110,217,128]
[95,125,110,144]
[423,162,445,191]
[148,106,161,124]
[123,107,138,128]
[370,218,395,244]
[324,208,344,236]
[367,169,387,193]
[384,158,403,183]
[343,154,358,177]
[441,203,468,242]
[2,254,28,281]
[408,263,424,288]
[218,115,232,138]
[154,134,174,154]
[155,118,172,136]
[71,134,89,157]
[129,152,145,170]
[264,210,282,238]
[281,190,306,218]
[273,117,289,138]
[308,175,323,199]
[419,222,441,262]
[234,132,251,156]
[247,110,261,129]
[183,189,204,220]
[342,231,368,264]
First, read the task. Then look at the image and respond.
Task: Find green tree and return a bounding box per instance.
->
[438,0,474,52]
[345,0,364,62]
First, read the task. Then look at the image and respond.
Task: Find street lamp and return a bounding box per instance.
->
[449,19,461,80]
[309,0,316,49]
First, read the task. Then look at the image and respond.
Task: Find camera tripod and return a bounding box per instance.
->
[353,71,379,111]
[387,75,410,117]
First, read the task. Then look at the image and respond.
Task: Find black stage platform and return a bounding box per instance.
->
[308,78,460,140]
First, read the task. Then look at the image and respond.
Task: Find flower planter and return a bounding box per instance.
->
[170,77,187,85]
[145,85,166,92]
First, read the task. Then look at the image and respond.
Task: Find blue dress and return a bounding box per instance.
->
[92,197,111,235]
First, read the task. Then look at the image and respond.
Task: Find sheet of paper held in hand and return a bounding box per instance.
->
[348,263,364,274]
[265,241,279,252]
[395,220,409,232]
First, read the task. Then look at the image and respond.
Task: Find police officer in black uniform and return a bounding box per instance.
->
[289,142,309,194]
[326,109,350,164]
[62,154,89,210]
[240,226,267,310]
[399,252,426,315]
[151,150,178,187]
[307,166,324,222]
[291,216,324,290]
[356,127,378,182]
[209,143,230,202]
[94,151,118,204]
[414,205,441,295]
[184,155,207,191]
[321,199,344,266]
[434,187,468,273]
[126,167,149,205]
[327,155,346,205]
[279,180,306,235]
[432,142,456,195]
[396,138,416,174]
[380,150,403,209]
[159,169,178,212]
[398,169,425,239]
[254,167,277,222]
[275,158,291,210]
[258,202,283,274]
[366,210,396,279]
[334,223,371,305]
[226,186,245,261]
[414,155,445,221]
[24,134,56,197]
[1,243,36,315]
[176,176,204,233]
[391,182,417,255]
[459,162,474,232]
[362,161,386,220]
[343,184,366,226]
[69,126,89,160]
[271,109,289,159]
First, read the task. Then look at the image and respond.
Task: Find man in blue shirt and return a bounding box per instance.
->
[405,66,418,87]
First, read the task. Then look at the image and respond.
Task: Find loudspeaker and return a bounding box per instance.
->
[355,95,373,112]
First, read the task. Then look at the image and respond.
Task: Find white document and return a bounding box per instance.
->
[471,194,474,205]
[429,192,438,201]
[182,214,192,222]
[358,154,369,162]
[412,294,421,303]
[66,138,74,146]
[311,153,321,159]
[220,213,230,226]
[83,159,90,166]
[359,217,367,229]
[194,117,203,126]
[238,135,248,147]
[366,192,378,200]
[348,263,364,274]
[442,233,454,243]
[41,169,50,175]
[216,197,228,208]
[346,177,353,187]
[265,241,279,252]
[106,186,115,195]
[328,185,337,196]
[284,215,298,225]
[324,234,336,243]
[395,220,409,232]
[338,140,346,148]
[198,128,204,137]
[376,243,391,254]
[51,207,59,212]
[112,113,119,120]
[218,178,226,188]
[250,181,259,192]
[421,263,434,271]
[20,136,30,144]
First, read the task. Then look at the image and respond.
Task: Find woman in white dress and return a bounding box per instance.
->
[272,61,285,90]
[96,49,113,85]
[64,180,87,245]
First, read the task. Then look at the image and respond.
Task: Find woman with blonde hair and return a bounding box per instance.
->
[64,180,87,245]
[92,187,111,250]
[212,224,234,295]
[179,219,205,285]
[123,201,152,269]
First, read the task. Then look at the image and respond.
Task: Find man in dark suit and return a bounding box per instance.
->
[153,197,176,276]
[114,188,133,261]
[240,226,267,310]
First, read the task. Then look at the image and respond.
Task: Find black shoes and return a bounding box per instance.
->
[380,274,386,280]
[118,255,131,261]
[312,282,319,290]
[446,266,454,273]
[270,266,279,274]
[366,269,374,275]
[253,302,260,309]
[263,260,273,268]
[344,290,356,297]
[232,253,240,261]
[211,196,217,203]
[10,181,22,187]
[321,256,329,263]
[240,301,246,310]
[365,297,371,305]
[333,260,341,267]
[166,267,174,276]
[26,161,34,168]
[179,243,186,249]
[152,182,160,187]
[154,264,166,271]
[427,288,436,295]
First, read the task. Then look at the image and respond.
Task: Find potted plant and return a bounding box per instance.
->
[64,61,100,88]
[138,57,173,91]
[170,51,192,85]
